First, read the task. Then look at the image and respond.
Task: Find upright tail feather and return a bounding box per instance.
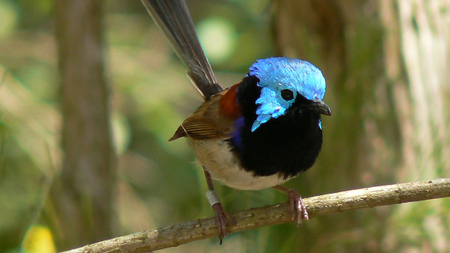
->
[141,0,223,100]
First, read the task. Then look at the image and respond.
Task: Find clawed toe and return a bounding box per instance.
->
[211,202,236,244]
[287,190,309,225]
[273,185,309,225]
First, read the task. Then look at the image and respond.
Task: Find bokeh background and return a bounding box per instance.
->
[0,0,448,252]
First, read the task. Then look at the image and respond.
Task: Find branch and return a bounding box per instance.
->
[63,178,450,253]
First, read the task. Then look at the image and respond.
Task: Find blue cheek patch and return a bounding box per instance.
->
[252,86,296,132]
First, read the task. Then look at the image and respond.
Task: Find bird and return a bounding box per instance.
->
[141,0,331,243]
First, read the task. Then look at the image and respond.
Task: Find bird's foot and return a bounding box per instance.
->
[287,189,309,225]
[206,190,236,244]
[211,202,236,244]
[273,185,309,225]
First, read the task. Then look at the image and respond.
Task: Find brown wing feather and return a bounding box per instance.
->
[169,90,237,141]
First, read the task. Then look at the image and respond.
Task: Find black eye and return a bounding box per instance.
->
[281,89,294,100]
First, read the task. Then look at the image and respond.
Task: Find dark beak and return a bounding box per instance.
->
[311,100,332,116]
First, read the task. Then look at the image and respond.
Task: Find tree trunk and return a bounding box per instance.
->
[49,0,115,250]
[275,0,449,251]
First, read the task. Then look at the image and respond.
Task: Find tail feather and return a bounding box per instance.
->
[141,0,223,100]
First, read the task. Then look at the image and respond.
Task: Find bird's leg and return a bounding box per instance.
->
[203,168,236,244]
[272,185,309,225]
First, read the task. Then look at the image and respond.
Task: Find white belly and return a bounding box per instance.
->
[188,138,291,190]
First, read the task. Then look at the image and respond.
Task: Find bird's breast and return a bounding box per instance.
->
[187,138,290,190]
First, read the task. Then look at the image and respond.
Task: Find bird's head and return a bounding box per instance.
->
[248,57,331,132]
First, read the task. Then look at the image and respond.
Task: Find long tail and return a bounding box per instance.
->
[141,0,223,100]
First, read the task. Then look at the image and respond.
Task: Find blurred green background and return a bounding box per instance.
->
[0,0,448,252]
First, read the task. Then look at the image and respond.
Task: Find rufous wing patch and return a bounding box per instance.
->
[219,84,241,119]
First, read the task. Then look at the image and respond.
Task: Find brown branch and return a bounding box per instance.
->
[63,178,450,253]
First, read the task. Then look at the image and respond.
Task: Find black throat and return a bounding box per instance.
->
[229,75,324,178]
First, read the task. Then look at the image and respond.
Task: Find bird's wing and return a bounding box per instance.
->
[169,90,237,141]
[141,0,223,100]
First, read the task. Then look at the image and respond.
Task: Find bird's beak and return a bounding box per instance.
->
[311,100,332,116]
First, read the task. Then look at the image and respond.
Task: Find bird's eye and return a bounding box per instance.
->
[281,89,294,101]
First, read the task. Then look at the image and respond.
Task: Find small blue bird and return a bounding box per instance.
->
[142,0,331,242]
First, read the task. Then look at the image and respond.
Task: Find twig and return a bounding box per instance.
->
[63,178,450,253]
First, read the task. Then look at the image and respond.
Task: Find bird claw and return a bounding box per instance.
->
[211,202,236,244]
[273,185,309,225]
[203,172,236,244]
[287,190,309,225]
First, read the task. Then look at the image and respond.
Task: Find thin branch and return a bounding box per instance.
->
[63,178,450,253]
